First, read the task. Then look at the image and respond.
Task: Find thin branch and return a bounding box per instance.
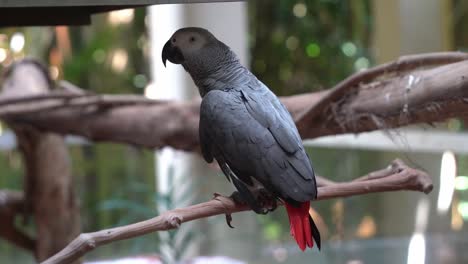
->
[0,92,164,117]
[0,190,36,252]
[0,189,23,211]
[42,160,432,264]
[0,222,36,252]
[352,159,404,182]
[315,175,337,187]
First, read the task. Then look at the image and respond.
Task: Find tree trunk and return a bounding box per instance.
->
[1,60,80,263]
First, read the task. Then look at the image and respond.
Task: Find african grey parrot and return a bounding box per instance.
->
[162,27,320,251]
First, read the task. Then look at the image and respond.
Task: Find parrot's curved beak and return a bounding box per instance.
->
[162,40,185,67]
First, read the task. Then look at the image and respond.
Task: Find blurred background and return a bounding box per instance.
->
[1,0,468,263]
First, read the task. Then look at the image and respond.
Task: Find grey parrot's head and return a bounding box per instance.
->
[162,27,218,67]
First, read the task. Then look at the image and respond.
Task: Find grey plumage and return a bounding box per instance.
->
[162,27,317,208]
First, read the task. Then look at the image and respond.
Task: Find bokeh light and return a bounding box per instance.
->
[111,49,128,72]
[285,36,299,51]
[341,41,357,57]
[49,66,59,80]
[93,49,106,64]
[437,151,457,214]
[306,43,320,58]
[0,48,7,63]
[457,201,468,219]
[292,3,307,18]
[455,176,468,191]
[133,74,148,88]
[354,57,370,71]
[10,32,25,53]
[108,9,135,25]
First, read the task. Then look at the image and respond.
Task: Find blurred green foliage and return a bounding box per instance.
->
[62,8,149,94]
[454,0,468,52]
[249,0,372,96]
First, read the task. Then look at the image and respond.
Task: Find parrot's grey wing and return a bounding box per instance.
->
[240,89,301,154]
[200,90,264,211]
[201,89,317,203]
[199,90,256,186]
[241,88,316,184]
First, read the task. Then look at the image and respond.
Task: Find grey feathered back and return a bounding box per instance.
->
[182,28,317,205]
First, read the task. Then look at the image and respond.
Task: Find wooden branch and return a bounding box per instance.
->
[0,52,466,151]
[42,159,432,264]
[296,52,468,138]
[317,159,432,200]
[295,51,468,131]
[0,190,36,252]
[352,160,403,182]
[0,91,162,116]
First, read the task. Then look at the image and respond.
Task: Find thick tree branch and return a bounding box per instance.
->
[298,55,468,138]
[0,52,466,151]
[295,51,468,133]
[42,160,432,264]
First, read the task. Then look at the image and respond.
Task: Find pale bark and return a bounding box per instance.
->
[42,159,432,264]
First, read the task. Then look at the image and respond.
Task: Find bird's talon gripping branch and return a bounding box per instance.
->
[225,213,234,228]
[215,192,236,228]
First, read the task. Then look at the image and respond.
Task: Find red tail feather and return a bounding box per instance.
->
[284,201,314,251]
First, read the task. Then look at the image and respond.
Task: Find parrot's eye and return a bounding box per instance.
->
[171,38,176,43]
[190,36,196,42]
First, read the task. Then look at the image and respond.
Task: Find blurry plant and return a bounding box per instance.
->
[258,213,285,242]
[249,0,373,96]
[97,180,158,255]
[157,166,200,263]
[454,0,468,52]
[59,8,149,94]
[99,182,156,224]
[98,165,200,263]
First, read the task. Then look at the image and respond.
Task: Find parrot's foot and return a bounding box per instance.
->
[229,189,277,215]
[230,191,246,205]
[256,188,278,213]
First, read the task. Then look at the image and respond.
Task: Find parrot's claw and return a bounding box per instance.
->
[225,213,234,228]
[229,191,263,214]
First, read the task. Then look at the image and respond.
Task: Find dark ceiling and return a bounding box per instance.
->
[0,0,241,27]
